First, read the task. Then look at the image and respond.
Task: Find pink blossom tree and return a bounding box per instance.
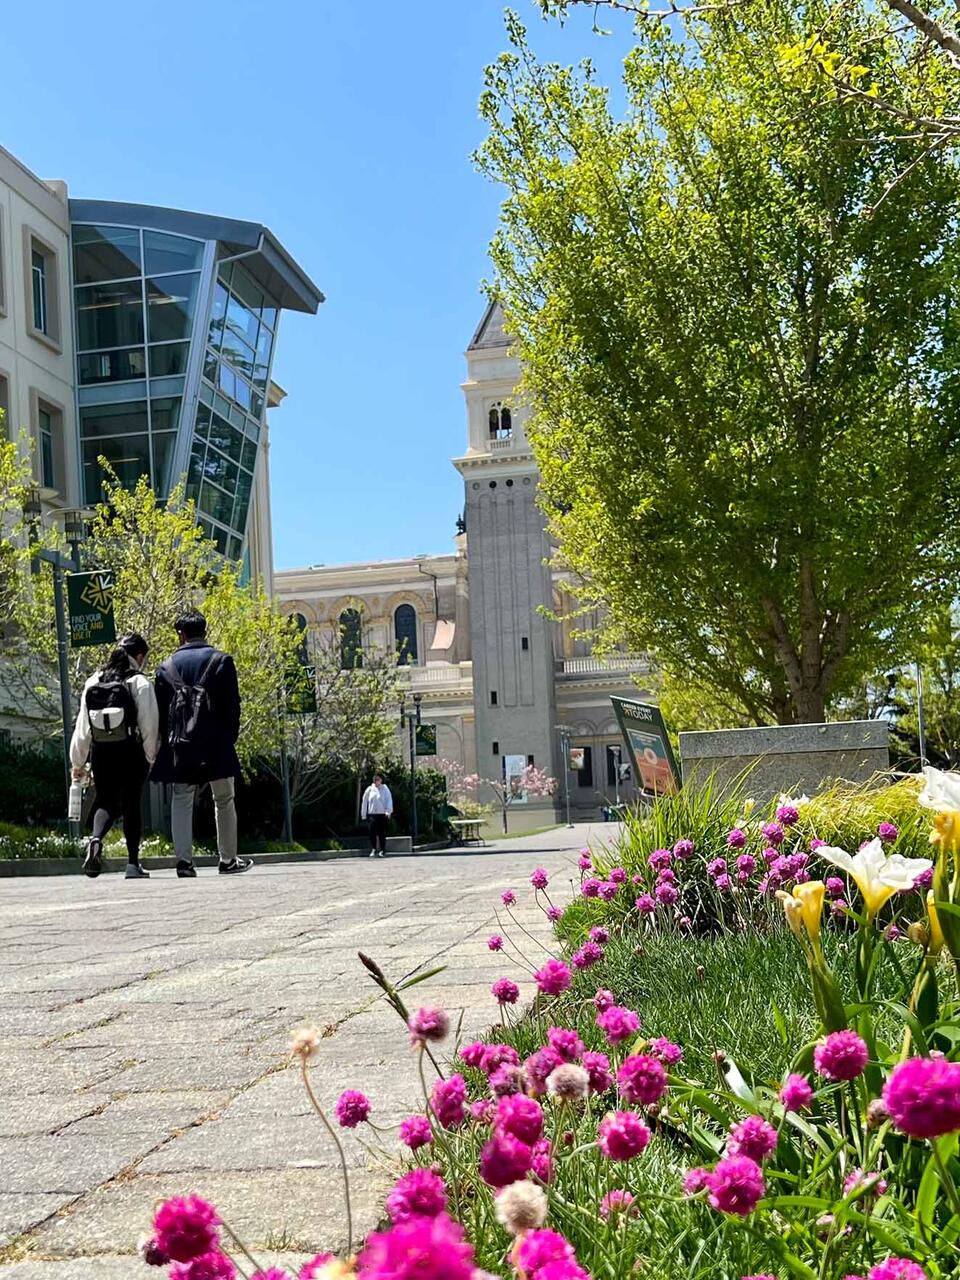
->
[481,764,557,835]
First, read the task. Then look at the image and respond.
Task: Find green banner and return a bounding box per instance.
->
[610,696,681,795]
[415,722,437,756]
[286,664,317,715]
[66,570,117,649]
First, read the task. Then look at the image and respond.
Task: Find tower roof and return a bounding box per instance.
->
[468,298,511,351]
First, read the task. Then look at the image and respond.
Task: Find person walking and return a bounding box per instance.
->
[361,771,393,858]
[70,633,159,880]
[152,610,251,877]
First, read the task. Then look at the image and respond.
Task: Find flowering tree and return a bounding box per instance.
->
[480,764,557,835]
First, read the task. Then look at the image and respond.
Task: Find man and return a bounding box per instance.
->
[152,611,251,877]
[361,771,393,858]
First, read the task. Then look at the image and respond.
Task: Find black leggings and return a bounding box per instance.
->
[369,813,388,854]
[90,745,147,863]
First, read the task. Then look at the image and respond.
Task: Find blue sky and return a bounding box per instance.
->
[3,1,631,569]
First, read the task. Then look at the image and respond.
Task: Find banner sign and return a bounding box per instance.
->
[568,746,586,772]
[503,753,529,804]
[415,722,437,757]
[610,696,681,795]
[66,570,116,649]
[286,664,317,715]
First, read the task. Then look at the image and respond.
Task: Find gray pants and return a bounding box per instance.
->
[171,779,237,864]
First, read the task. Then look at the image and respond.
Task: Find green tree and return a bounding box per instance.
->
[478,5,960,725]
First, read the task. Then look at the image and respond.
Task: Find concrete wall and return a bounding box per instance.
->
[680,720,890,801]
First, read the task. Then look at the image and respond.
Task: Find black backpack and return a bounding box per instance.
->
[86,672,138,746]
[162,652,221,772]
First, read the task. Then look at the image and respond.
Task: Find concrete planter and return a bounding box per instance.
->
[679,719,890,803]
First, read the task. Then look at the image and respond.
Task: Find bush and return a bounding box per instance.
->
[0,738,66,827]
[0,821,80,859]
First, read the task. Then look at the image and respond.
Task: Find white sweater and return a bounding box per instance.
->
[361,783,393,818]
[70,667,160,768]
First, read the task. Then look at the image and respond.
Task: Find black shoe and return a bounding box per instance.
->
[82,838,103,878]
[176,860,197,878]
[125,864,150,879]
[218,857,253,875]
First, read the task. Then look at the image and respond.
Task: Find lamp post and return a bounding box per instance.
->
[611,744,622,808]
[915,661,928,769]
[400,692,423,845]
[555,723,574,828]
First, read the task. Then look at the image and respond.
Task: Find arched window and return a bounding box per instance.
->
[339,608,362,670]
[293,612,309,664]
[488,402,512,440]
[394,603,418,665]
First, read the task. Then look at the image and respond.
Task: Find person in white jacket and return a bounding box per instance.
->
[361,771,393,858]
[70,633,159,880]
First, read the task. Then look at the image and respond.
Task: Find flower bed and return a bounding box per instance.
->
[0,822,79,860]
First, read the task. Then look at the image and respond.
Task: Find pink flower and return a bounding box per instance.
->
[599,881,619,901]
[598,1110,651,1160]
[825,876,845,898]
[515,1229,574,1275]
[617,1054,668,1106]
[597,1005,641,1046]
[548,1026,585,1061]
[737,853,757,876]
[682,1167,709,1196]
[762,846,779,865]
[635,894,656,915]
[582,1050,613,1093]
[459,1041,485,1069]
[335,1090,371,1128]
[138,1236,170,1267]
[496,1093,544,1144]
[577,853,592,871]
[386,1168,447,1222]
[480,1043,520,1076]
[471,1098,495,1123]
[532,1136,553,1183]
[524,1046,563,1096]
[599,1189,637,1220]
[571,941,603,969]
[913,868,933,891]
[877,822,899,843]
[648,1037,683,1066]
[655,882,679,906]
[408,1007,450,1045]
[430,1074,467,1129]
[489,1064,524,1096]
[169,1255,235,1280]
[531,867,549,890]
[868,1261,927,1280]
[534,959,571,997]
[814,1031,869,1082]
[657,867,676,883]
[399,1115,433,1150]
[589,926,610,944]
[609,867,627,884]
[706,1155,765,1215]
[776,803,799,827]
[649,848,673,871]
[299,1256,334,1280]
[487,935,504,952]
[883,1055,960,1139]
[843,1168,888,1199]
[593,988,615,1013]
[715,873,732,892]
[480,1131,534,1187]
[810,836,827,850]
[779,1074,813,1112]
[727,1114,778,1162]
[547,905,563,922]
[501,890,516,906]
[357,1212,474,1280]
[707,858,727,877]
[674,838,695,859]
[632,873,645,886]
[726,828,747,849]
[762,821,785,846]
[153,1196,221,1263]
[581,878,602,898]
[492,978,520,1005]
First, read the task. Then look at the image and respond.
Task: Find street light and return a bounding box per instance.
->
[555,723,574,828]
[400,692,423,845]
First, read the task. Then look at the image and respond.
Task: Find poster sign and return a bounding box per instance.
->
[286,664,317,715]
[66,570,116,649]
[610,696,681,795]
[568,746,586,772]
[415,722,437,756]
[503,753,529,804]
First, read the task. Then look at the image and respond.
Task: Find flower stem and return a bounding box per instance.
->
[931,1137,960,1219]
[300,1060,354,1256]
[218,1217,259,1279]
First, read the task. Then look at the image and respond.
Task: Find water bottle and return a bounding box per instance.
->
[68,779,84,823]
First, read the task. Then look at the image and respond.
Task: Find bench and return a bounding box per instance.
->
[450,818,485,846]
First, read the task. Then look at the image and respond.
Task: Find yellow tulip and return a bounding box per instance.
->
[931,811,960,860]
[818,839,932,919]
[776,890,806,944]
[793,880,826,942]
[927,891,945,956]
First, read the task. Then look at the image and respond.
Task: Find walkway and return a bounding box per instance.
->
[0,823,613,1277]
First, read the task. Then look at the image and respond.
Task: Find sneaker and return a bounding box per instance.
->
[218,857,253,875]
[82,838,103,878]
[125,864,150,879]
[176,860,197,878]
[369,851,377,859]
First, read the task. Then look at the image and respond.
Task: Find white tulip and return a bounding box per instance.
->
[816,837,932,918]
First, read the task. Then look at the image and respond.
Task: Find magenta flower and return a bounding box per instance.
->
[489,1064,524,1096]
[762,846,779,865]
[480,1043,520,1076]
[534,958,571,997]
[832,898,849,917]
[408,1007,450,1045]
[589,925,610,945]
[715,874,733,892]
[547,905,563,922]
[825,876,845,898]
[682,1167,709,1196]
[706,1155,765,1215]
[648,1037,683,1066]
[470,1098,495,1123]
[635,894,656,915]
[597,1005,641,1046]
[430,1074,466,1130]
[398,1114,433,1150]
[594,988,615,1012]
[598,1110,651,1160]
[913,867,934,891]
[736,853,757,876]
[599,881,619,901]
[649,848,673,871]
[357,1212,474,1280]
[459,1041,485,1069]
[577,853,592,871]
[617,1054,668,1106]
[501,890,516,906]
[480,1131,534,1187]
[530,867,549,891]
[154,1197,221,1264]
[532,1136,553,1183]
[657,867,676,883]
[548,1026,585,1062]
[726,828,747,849]
[386,1168,447,1223]
[877,822,899,843]
[655,882,679,906]
[814,1031,869,1082]
[571,941,603,970]
[335,1089,371,1128]
[776,803,800,827]
[299,1255,335,1280]
[843,1168,888,1199]
[883,1054,960,1139]
[492,978,520,1006]
[727,1114,778,1162]
[762,821,785,846]
[867,1261,927,1280]
[599,1189,637,1220]
[582,1049,613,1093]
[487,935,504,952]
[810,836,827,850]
[609,867,627,884]
[708,857,727,877]
[524,1046,564,1096]
[674,838,695,859]
[632,873,645,886]
[496,1092,544,1144]
[515,1229,574,1275]
[779,1073,813,1112]
[581,878,602,898]
[169,1255,235,1280]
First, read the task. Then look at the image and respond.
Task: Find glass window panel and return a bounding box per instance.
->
[394,604,419,665]
[78,347,146,385]
[240,438,258,473]
[244,418,260,442]
[250,386,264,419]
[143,230,204,276]
[207,413,243,462]
[149,342,189,377]
[203,348,218,385]
[199,381,213,407]
[339,609,363,670]
[232,376,251,412]
[203,448,237,494]
[220,328,256,378]
[146,273,199,343]
[82,434,150,504]
[253,323,274,390]
[150,396,181,435]
[38,408,54,488]
[232,468,253,533]
[186,435,206,501]
[72,225,141,284]
[217,263,233,291]
[208,283,228,350]
[194,401,211,440]
[151,432,177,497]
[260,303,278,330]
[232,267,264,316]
[198,481,235,525]
[227,534,242,562]
[225,291,259,348]
[213,392,231,419]
[228,403,246,430]
[76,280,144,351]
[80,400,148,440]
[218,364,236,401]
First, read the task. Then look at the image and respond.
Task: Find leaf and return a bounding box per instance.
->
[397,965,448,991]
[722,1057,757,1105]
[771,999,789,1046]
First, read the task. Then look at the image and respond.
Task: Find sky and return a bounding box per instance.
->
[2,0,632,570]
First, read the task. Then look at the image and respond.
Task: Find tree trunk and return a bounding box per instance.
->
[502,807,509,835]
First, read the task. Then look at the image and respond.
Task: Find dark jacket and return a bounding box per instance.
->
[151,640,242,784]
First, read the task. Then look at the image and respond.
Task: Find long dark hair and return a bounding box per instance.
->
[103,632,149,678]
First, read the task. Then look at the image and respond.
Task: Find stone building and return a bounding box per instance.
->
[277,301,650,824]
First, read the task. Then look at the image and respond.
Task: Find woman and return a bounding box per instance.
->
[70,633,160,880]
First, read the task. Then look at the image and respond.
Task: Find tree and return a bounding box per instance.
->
[478,5,960,726]
[478,763,557,834]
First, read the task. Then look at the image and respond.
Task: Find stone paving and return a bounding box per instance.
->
[0,823,612,1277]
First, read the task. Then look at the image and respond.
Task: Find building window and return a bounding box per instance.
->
[488,402,512,440]
[339,608,363,670]
[293,612,309,664]
[492,741,500,756]
[521,636,529,651]
[26,232,60,346]
[32,250,47,334]
[576,745,594,789]
[394,603,418,665]
[38,407,54,488]
[527,754,535,766]
[0,375,8,440]
[490,690,498,706]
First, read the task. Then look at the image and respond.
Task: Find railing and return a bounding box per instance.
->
[489,436,515,451]
[557,655,648,676]
[398,662,473,688]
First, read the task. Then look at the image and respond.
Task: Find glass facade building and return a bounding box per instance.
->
[68,201,322,562]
